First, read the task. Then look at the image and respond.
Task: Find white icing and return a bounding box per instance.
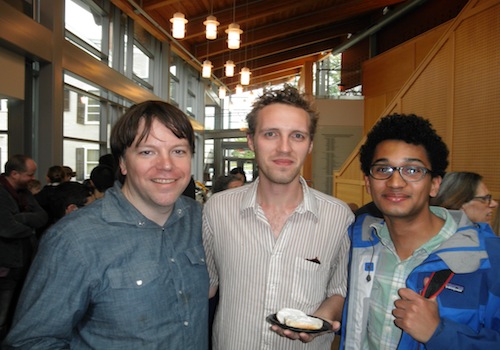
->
[276,308,322,330]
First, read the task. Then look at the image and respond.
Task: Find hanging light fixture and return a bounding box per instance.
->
[226,0,242,49]
[202,59,213,78]
[225,60,235,77]
[236,84,243,95]
[170,12,188,39]
[240,67,251,85]
[204,15,219,40]
[218,86,226,99]
[226,23,243,49]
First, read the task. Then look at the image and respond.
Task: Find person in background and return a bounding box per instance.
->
[182,176,196,199]
[35,165,65,229]
[51,181,95,221]
[62,166,76,182]
[98,153,117,174]
[493,208,500,236]
[89,164,115,199]
[431,171,498,225]
[341,114,500,349]
[26,180,41,196]
[229,166,246,183]
[203,85,353,349]
[211,174,244,194]
[0,155,47,341]
[4,101,209,349]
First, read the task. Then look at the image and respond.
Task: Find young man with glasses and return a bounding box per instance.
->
[340,114,500,349]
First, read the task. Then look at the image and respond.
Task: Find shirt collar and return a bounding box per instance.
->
[101,181,191,228]
[371,206,457,255]
[240,176,318,219]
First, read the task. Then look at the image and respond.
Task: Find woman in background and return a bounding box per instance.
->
[431,171,498,226]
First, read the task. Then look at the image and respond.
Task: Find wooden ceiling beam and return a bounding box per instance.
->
[181,0,405,42]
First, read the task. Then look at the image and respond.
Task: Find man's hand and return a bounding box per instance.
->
[270,319,340,343]
[392,287,440,343]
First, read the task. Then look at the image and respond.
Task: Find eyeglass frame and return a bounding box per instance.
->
[471,194,492,205]
[368,165,433,182]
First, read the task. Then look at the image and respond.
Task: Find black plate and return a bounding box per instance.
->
[266,313,332,334]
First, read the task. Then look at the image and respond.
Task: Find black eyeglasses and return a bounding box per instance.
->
[369,165,432,182]
[471,194,492,205]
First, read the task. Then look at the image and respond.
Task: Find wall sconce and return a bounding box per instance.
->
[236,84,243,95]
[240,67,251,85]
[226,23,243,49]
[202,60,213,78]
[225,60,235,77]
[204,15,220,40]
[170,12,188,39]
[218,86,226,99]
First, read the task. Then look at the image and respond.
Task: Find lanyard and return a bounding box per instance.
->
[420,269,455,299]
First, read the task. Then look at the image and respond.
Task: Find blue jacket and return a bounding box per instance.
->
[340,209,500,349]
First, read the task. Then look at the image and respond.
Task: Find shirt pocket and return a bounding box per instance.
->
[183,244,209,299]
[291,257,330,309]
[107,262,162,289]
[101,262,164,328]
[184,244,207,267]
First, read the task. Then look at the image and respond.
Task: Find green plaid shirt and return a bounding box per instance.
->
[364,206,457,350]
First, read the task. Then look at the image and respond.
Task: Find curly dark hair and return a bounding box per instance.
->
[245,85,319,140]
[359,114,449,178]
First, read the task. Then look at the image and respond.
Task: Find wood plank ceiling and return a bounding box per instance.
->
[111,0,465,93]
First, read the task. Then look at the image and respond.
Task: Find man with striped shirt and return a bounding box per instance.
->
[203,85,354,349]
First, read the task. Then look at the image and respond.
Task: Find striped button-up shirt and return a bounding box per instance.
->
[203,177,353,350]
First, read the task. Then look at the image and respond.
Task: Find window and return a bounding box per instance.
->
[186,90,196,117]
[0,99,8,172]
[132,24,153,87]
[133,43,151,84]
[76,93,100,124]
[65,0,107,61]
[64,75,103,180]
[74,144,100,181]
[169,54,180,104]
[314,53,342,98]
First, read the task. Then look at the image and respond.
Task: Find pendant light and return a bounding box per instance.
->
[204,1,219,40]
[240,67,251,85]
[225,60,235,77]
[218,86,226,99]
[170,12,187,39]
[236,84,243,95]
[202,60,213,78]
[226,0,242,49]
[226,23,243,49]
[204,16,220,40]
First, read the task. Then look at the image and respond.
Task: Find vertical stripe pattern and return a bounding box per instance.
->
[203,178,354,350]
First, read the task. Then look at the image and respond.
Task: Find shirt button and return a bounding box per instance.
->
[170,258,175,263]
[178,290,183,295]
[184,321,189,326]
[138,221,145,226]
[136,280,143,286]
[177,209,182,215]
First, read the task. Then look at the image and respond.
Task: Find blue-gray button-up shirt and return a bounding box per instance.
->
[4,182,209,349]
